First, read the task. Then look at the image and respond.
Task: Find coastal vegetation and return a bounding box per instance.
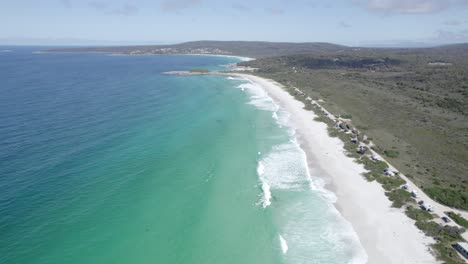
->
[242,44,468,211]
[247,54,468,262]
[340,114,352,119]
[47,41,347,58]
[386,189,413,208]
[426,187,468,210]
[447,211,468,229]
[189,68,210,73]
[308,92,466,262]
[405,205,433,220]
[383,149,400,158]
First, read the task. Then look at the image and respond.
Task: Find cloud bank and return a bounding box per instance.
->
[354,0,468,14]
[160,0,202,12]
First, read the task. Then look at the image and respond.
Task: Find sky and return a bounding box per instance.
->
[1,0,468,47]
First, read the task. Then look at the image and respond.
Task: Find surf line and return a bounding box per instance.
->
[257,161,272,208]
[279,234,289,254]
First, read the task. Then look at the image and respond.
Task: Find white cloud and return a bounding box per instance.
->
[266,7,285,15]
[232,3,250,12]
[87,2,138,16]
[354,0,467,14]
[112,3,139,16]
[60,0,72,8]
[160,0,203,12]
[339,21,352,28]
[443,20,461,26]
[434,29,468,42]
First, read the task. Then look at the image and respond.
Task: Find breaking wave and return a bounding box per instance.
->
[279,234,289,254]
[236,78,367,264]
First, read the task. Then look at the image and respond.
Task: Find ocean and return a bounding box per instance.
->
[0,47,366,263]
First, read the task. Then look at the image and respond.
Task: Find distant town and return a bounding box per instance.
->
[128,47,232,55]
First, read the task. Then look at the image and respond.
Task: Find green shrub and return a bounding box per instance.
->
[446,211,468,228]
[383,149,400,158]
[426,187,468,210]
[415,221,464,243]
[377,176,406,191]
[386,189,412,208]
[432,243,466,264]
[361,157,388,173]
[406,205,433,221]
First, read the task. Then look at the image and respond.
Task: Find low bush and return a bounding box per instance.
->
[446,211,468,228]
[432,243,466,264]
[406,205,433,221]
[386,189,412,208]
[426,187,468,210]
[383,149,400,158]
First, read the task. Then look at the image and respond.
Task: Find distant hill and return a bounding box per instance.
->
[46,40,349,58]
[46,41,468,60]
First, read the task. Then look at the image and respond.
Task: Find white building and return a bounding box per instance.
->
[454,242,468,259]
[384,168,395,177]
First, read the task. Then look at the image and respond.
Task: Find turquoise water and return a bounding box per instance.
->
[0,48,366,263]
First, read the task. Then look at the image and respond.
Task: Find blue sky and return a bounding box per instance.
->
[1,0,468,46]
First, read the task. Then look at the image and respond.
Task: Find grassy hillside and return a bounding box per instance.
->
[242,45,468,210]
[46,40,348,58]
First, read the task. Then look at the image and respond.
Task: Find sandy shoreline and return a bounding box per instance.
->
[235,74,437,264]
[177,53,254,61]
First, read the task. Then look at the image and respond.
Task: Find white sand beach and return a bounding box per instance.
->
[235,74,438,264]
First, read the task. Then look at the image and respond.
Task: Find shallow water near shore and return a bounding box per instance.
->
[0,48,366,263]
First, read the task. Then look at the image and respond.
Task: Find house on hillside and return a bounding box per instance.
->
[384,168,395,177]
[420,203,434,212]
[357,146,367,154]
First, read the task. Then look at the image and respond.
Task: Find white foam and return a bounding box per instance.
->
[279,234,289,254]
[258,143,309,191]
[237,82,279,112]
[257,161,265,176]
[292,137,338,203]
[272,111,278,120]
[226,76,244,81]
[234,76,367,263]
[257,161,272,208]
[261,181,272,208]
[237,81,295,133]
[236,77,338,198]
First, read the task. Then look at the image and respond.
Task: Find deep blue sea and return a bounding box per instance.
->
[0,47,366,263]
